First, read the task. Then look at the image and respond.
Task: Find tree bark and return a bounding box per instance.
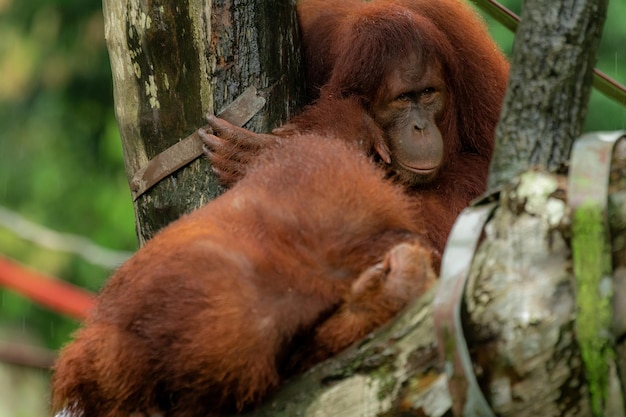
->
[102,0,305,244]
[488,0,609,191]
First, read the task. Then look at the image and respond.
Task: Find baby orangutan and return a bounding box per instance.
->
[52,129,438,417]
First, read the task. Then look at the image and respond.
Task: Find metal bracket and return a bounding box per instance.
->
[569,131,626,210]
[433,200,498,417]
[130,86,266,201]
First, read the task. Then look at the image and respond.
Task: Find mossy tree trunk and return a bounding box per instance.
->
[102,0,305,245]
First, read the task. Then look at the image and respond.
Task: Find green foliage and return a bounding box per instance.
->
[0,0,136,351]
[585,0,626,131]
[479,0,626,131]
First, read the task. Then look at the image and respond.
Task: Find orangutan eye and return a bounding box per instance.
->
[420,87,436,97]
[396,92,414,102]
[397,93,410,101]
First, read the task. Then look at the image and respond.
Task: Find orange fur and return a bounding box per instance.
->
[299,0,509,156]
[296,0,509,214]
[206,0,508,248]
[52,136,437,416]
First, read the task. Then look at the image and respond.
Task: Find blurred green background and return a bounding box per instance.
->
[0,0,136,413]
[0,0,623,414]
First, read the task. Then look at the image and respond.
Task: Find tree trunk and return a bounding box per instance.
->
[102,0,305,245]
[487,0,609,191]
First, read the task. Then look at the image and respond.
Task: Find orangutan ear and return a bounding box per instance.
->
[374,139,392,164]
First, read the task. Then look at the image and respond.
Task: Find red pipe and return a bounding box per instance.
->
[0,255,95,321]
